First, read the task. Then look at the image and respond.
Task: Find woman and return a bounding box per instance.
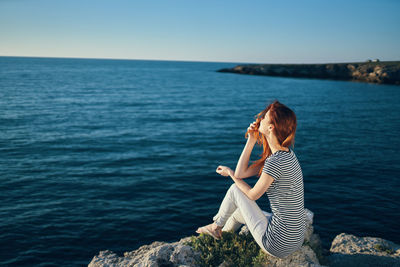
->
[196,100,306,259]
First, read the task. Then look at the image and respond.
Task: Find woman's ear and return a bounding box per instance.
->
[268,125,275,134]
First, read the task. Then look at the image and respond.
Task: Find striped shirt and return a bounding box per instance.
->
[261,148,306,259]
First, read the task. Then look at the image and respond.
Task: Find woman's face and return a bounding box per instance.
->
[259,110,272,136]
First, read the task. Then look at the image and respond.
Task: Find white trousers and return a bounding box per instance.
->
[213,183,274,256]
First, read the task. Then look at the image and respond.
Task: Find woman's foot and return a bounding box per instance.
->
[196,223,222,239]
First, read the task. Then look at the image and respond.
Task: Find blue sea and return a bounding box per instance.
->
[0,56,399,266]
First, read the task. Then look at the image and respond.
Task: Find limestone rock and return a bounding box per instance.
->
[88,208,328,266]
[327,233,400,267]
[88,237,200,267]
[217,61,400,85]
[88,209,400,267]
[236,208,327,266]
[247,245,325,267]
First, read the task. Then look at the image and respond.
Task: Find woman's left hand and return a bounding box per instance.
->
[216,165,234,177]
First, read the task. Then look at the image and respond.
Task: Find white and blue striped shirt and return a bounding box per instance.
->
[261,148,306,259]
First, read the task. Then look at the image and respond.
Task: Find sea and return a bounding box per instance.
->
[0,56,399,266]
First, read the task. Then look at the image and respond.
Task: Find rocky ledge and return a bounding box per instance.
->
[217,61,400,85]
[88,209,400,266]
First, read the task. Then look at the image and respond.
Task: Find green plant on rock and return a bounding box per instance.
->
[185,230,270,267]
[252,249,271,267]
[374,244,394,254]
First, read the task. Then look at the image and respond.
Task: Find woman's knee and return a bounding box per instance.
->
[229,183,238,191]
[229,183,246,198]
[228,183,248,200]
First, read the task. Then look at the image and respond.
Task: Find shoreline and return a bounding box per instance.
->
[217,61,400,85]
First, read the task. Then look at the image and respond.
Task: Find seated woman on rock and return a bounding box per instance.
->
[196,100,306,259]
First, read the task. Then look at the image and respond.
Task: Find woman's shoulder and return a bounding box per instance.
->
[266,148,298,165]
[268,148,292,158]
[265,152,283,166]
[276,148,296,157]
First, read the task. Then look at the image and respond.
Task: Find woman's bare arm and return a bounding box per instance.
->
[216,166,274,200]
[234,138,261,179]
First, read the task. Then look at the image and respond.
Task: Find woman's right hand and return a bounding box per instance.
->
[247,121,258,141]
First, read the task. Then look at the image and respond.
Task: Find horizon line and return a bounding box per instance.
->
[1,55,399,65]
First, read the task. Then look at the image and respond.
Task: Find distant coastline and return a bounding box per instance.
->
[218,61,400,85]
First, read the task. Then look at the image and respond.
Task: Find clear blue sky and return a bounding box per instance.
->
[1,0,399,63]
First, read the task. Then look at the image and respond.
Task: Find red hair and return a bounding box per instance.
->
[245,100,297,177]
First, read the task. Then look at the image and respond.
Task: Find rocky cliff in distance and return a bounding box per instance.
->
[217,61,400,85]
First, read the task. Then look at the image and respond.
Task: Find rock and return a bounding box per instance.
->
[238,208,328,266]
[89,209,325,267]
[88,210,399,267]
[218,246,325,267]
[88,237,200,267]
[252,245,325,267]
[347,64,356,71]
[217,61,400,85]
[327,233,400,267]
